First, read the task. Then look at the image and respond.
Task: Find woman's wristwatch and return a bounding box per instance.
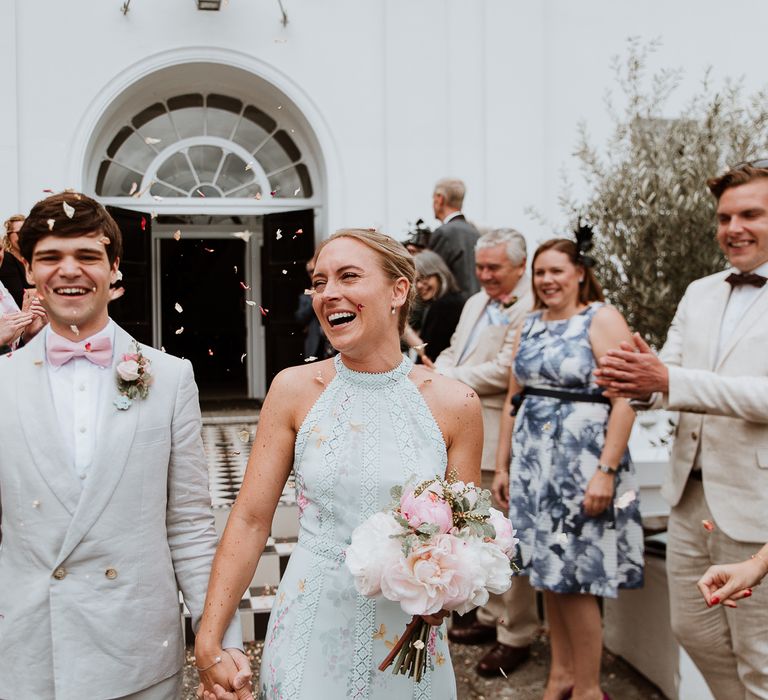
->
[597,463,618,475]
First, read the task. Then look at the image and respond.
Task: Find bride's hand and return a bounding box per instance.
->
[196,648,254,700]
[421,609,450,626]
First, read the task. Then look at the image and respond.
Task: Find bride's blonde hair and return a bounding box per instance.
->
[314,228,416,335]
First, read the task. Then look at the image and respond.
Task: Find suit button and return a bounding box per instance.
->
[691,432,698,440]
[53,567,67,580]
[105,568,118,580]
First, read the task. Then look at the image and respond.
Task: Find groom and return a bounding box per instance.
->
[0,192,249,700]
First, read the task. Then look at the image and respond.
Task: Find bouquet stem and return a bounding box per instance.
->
[378,615,432,682]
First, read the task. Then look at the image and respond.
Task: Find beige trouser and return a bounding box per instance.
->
[476,575,540,647]
[112,670,183,700]
[667,479,768,700]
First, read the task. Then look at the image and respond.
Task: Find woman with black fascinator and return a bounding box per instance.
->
[492,225,644,700]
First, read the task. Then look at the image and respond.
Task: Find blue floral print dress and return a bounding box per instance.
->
[507,303,644,597]
[259,355,456,699]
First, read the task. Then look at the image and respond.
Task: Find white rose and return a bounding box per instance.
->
[116,359,140,382]
[477,541,514,595]
[346,511,403,596]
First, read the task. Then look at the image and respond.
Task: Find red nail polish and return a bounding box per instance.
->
[711,596,720,605]
[744,589,752,597]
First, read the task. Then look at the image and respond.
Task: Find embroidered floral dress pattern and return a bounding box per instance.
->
[259,355,456,699]
[508,304,644,597]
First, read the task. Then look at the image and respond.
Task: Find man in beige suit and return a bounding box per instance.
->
[434,227,539,677]
[596,162,768,699]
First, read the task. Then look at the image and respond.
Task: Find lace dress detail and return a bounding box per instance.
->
[260,355,456,699]
[508,304,644,597]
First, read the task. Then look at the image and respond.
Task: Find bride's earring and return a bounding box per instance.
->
[391,306,396,315]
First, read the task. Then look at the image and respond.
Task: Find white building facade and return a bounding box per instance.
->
[2,0,767,398]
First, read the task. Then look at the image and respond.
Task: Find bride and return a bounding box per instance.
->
[195,229,482,699]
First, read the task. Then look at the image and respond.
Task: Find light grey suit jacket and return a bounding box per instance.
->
[648,270,768,542]
[434,276,533,470]
[0,325,240,700]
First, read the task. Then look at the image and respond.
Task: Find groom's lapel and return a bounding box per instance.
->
[706,274,731,370]
[17,332,81,515]
[55,326,140,566]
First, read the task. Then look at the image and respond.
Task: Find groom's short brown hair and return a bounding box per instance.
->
[18,191,123,265]
[707,162,768,200]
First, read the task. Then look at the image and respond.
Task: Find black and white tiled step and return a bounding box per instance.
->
[183,418,300,643]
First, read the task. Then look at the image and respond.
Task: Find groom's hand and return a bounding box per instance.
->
[197,648,253,700]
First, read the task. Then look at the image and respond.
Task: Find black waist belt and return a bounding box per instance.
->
[511,387,611,416]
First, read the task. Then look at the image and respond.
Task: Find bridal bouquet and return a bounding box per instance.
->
[345,474,519,682]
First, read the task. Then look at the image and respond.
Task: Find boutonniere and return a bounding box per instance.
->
[114,341,153,410]
[501,295,519,309]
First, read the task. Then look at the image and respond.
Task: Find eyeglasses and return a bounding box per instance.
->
[730,158,768,171]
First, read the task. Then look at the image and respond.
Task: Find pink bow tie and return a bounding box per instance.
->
[46,334,113,368]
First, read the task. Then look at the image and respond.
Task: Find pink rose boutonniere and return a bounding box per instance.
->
[114,341,153,410]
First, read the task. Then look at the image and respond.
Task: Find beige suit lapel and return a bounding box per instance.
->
[716,283,768,370]
[457,293,490,363]
[707,276,731,369]
[17,332,82,514]
[55,326,141,566]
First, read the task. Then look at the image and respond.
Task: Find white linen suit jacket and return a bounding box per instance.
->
[0,325,240,700]
[651,270,768,542]
[434,276,532,471]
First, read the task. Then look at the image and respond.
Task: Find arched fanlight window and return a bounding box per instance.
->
[95,93,313,200]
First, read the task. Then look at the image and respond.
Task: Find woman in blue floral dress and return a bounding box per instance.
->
[493,238,643,700]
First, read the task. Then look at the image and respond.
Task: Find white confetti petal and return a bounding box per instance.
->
[63,202,75,218]
[616,490,637,510]
[232,230,252,242]
[245,300,256,306]
[144,136,162,145]
[128,182,138,196]
[46,218,55,231]
[174,302,183,313]
[556,532,568,545]
[304,356,317,362]
[173,230,181,241]
[70,325,80,336]
[238,429,250,443]
[175,327,184,335]
[115,269,123,281]
[276,229,282,240]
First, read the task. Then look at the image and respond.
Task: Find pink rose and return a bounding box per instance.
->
[399,488,453,534]
[116,359,140,381]
[122,352,140,362]
[488,508,519,557]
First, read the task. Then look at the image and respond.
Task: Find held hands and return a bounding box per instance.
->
[593,333,668,399]
[583,470,615,517]
[196,648,253,700]
[697,558,767,609]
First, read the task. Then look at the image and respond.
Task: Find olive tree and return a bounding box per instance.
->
[560,38,768,348]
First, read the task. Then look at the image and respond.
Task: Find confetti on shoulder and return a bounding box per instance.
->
[304,356,317,362]
[314,371,325,386]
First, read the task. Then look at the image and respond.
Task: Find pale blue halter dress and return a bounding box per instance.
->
[259,355,457,699]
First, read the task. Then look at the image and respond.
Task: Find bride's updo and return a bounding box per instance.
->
[314,228,416,336]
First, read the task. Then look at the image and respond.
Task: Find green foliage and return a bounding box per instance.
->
[562,38,768,348]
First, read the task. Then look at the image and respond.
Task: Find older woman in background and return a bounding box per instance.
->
[493,238,644,700]
[404,250,466,364]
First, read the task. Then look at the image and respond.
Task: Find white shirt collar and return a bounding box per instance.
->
[442,211,463,224]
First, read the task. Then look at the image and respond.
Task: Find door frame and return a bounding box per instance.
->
[152,222,265,399]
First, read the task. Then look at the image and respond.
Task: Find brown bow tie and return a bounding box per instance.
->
[726,272,767,288]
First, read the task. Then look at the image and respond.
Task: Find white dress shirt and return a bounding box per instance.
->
[441,210,463,225]
[457,298,509,364]
[716,261,768,362]
[46,320,116,481]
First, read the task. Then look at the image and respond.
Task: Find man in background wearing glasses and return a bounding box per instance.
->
[595,161,768,699]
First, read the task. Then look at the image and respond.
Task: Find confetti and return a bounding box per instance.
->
[84,342,92,352]
[314,371,325,385]
[245,300,256,306]
[499,667,508,679]
[616,490,637,510]
[196,189,206,198]
[174,302,183,313]
[270,190,278,197]
[702,519,715,532]
[294,187,301,195]
[129,182,138,196]
[238,429,250,443]
[47,219,55,230]
[240,353,247,363]
[62,202,75,218]
[277,105,283,110]
[162,640,169,648]
[231,450,241,456]
[556,532,568,545]
[259,306,269,316]
[304,288,315,296]
[411,343,427,351]
[421,378,432,387]
[413,640,425,650]
[33,359,43,366]
[151,210,158,220]
[276,229,282,240]
[173,230,181,241]
[115,270,123,281]
[254,192,262,200]
[160,346,166,352]
[282,269,287,275]
[240,281,250,290]
[233,230,252,242]
[304,356,317,362]
[43,188,54,193]
[208,348,214,356]
[144,136,162,145]
[100,236,111,245]
[140,217,147,231]
[32,500,40,508]
[152,195,164,202]
[203,247,215,253]
[296,228,303,235]
[70,325,80,336]
[175,327,184,335]
[245,162,254,171]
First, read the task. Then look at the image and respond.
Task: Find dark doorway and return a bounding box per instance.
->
[159,238,247,399]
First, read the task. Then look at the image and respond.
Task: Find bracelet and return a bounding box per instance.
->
[195,655,222,672]
[751,552,768,574]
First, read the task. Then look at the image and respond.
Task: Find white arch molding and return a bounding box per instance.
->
[67,46,345,236]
